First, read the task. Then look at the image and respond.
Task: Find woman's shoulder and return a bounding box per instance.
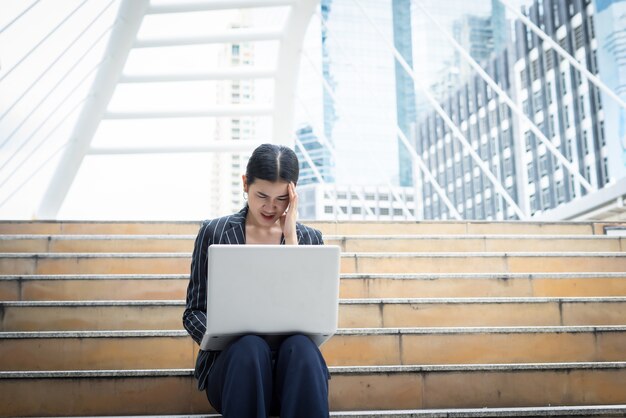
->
[197,209,245,236]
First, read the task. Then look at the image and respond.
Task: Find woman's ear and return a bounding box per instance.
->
[241,174,248,193]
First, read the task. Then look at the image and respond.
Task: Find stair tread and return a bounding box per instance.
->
[45,404,626,417]
[2,325,626,339]
[2,272,626,280]
[1,233,621,239]
[2,362,626,379]
[3,296,626,306]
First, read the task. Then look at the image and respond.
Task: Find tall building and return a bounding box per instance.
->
[514,0,606,214]
[593,0,626,181]
[453,14,496,80]
[309,0,399,186]
[416,49,518,220]
[412,0,493,115]
[393,0,417,187]
[414,0,609,220]
[210,12,256,216]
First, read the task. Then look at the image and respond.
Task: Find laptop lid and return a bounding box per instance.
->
[200,244,341,351]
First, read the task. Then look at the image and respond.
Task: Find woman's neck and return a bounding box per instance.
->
[245,216,283,244]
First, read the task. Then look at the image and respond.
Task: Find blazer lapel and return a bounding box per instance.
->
[221,206,247,245]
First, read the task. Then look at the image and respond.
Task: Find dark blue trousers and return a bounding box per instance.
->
[206,334,330,418]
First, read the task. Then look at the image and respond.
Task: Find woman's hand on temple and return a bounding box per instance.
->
[280,182,298,245]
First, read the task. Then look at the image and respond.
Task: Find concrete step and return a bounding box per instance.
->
[2,298,625,331]
[1,234,624,253]
[1,363,625,415]
[2,252,626,275]
[1,220,622,236]
[72,405,626,417]
[3,273,626,301]
[1,326,625,371]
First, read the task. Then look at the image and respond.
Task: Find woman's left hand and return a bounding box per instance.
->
[280,182,298,245]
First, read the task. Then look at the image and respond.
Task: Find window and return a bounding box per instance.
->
[556,181,565,203]
[379,208,390,216]
[582,130,589,155]
[546,82,553,105]
[542,188,551,209]
[393,208,403,216]
[561,71,568,95]
[603,157,610,181]
[553,2,560,28]
[564,105,571,128]
[533,90,543,111]
[566,138,573,159]
[549,114,556,137]
[574,25,584,51]
[531,58,540,81]
[579,94,586,119]
[540,154,549,175]
[600,121,606,146]
[352,207,362,215]
[544,50,554,71]
[324,206,333,214]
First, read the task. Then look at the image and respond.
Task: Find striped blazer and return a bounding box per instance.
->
[182,205,325,391]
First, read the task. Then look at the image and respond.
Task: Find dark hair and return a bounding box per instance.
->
[245,143,299,186]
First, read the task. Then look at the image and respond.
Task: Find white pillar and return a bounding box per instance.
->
[36,0,150,219]
[272,0,318,147]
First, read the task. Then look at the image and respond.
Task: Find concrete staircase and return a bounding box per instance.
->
[1,220,626,417]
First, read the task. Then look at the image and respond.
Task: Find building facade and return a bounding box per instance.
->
[514,0,606,215]
[297,183,418,221]
[414,0,609,220]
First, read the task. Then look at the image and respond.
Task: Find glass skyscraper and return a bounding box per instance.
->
[593,0,626,181]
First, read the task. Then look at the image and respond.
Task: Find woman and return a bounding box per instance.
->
[182,144,330,418]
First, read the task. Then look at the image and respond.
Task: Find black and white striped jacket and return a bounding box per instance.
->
[182,205,325,391]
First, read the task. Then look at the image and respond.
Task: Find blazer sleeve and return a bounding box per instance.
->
[298,224,324,245]
[182,220,213,345]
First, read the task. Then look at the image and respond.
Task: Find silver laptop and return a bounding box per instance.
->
[200,244,341,351]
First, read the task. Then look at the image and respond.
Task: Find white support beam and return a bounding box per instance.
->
[102,106,273,119]
[36,0,150,219]
[272,0,318,146]
[134,28,282,48]
[119,68,275,83]
[89,141,263,155]
[147,0,296,14]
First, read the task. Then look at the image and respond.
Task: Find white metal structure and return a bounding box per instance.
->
[20,0,317,218]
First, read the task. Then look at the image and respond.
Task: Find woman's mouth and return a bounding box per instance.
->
[261,212,275,221]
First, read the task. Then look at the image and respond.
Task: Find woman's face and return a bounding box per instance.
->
[243,176,290,226]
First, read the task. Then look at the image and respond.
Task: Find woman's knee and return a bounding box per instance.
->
[228,335,271,359]
[281,334,316,352]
